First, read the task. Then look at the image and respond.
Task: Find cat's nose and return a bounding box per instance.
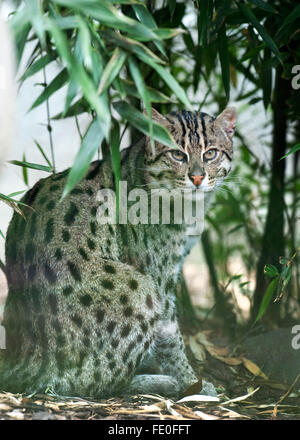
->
[189,174,204,187]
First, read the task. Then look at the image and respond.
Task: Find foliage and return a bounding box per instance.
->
[3,0,300,328]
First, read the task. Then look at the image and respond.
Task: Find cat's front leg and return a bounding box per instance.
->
[153,319,218,397]
[153,319,198,392]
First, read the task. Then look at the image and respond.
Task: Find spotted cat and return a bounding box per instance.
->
[0,107,236,398]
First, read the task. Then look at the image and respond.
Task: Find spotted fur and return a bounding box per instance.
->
[0,107,236,398]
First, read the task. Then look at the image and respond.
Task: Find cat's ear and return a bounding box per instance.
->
[215,107,237,139]
[143,108,168,126]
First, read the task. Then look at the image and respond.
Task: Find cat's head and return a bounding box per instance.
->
[144,107,237,193]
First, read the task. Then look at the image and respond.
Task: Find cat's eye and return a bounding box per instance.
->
[204,148,218,161]
[169,150,187,162]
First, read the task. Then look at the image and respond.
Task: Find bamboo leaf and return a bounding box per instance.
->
[237,2,281,60]
[77,15,93,70]
[168,0,177,17]
[91,49,104,87]
[261,48,272,110]
[98,48,127,95]
[145,61,193,110]
[52,0,159,42]
[7,190,26,198]
[217,23,230,101]
[248,0,277,14]
[21,54,55,82]
[62,119,104,198]
[34,140,53,168]
[132,3,166,56]
[63,36,83,115]
[153,28,185,40]
[25,0,46,47]
[102,30,165,66]
[9,160,52,173]
[53,98,89,119]
[30,68,69,111]
[121,79,172,103]
[264,264,279,278]
[22,153,28,186]
[47,18,111,139]
[113,101,178,149]
[279,4,300,28]
[128,56,153,152]
[10,7,31,65]
[254,277,279,323]
[280,143,300,160]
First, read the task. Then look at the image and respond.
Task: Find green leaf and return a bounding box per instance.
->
[261,47,272,110]
[146,61,193,110]
[30,68,69,111]
[280,143,300,160]
[153,28,185,40]
[217,23,230,102]
[10,7,31,65]
[34,140,53,168]
[22,153,28,186]
[122,79,172,103]
[52,0,159,42]
[254,277,279,323]
[25,0,46,47]
[63,36,83,115]
[168,0,177,17]
[62,119,104,198]
[77,15,93,70]
[277,266,292,295]
[102,30,165,66]
[21,54,55,82]
[132,3,166,57]
[249,0,277,14]
[113,77,127,100]
[7,190,26,198]
[264,264,279,278]
[90,49,104,87]
[197,0,210,47]
[47,18,110,139]
[113,101,178,150]
[107,0,144,3]
[98,48,127,95]
[53,98,89,119]
[9,160,52,173]
[237,2,281,61]
[128,56,153,153]
[64,79,79,116]
[279,4,300,28]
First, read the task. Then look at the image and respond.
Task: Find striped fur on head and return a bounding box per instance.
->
[144,107,237,193]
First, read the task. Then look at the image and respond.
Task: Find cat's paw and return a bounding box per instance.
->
[127,374,180,397]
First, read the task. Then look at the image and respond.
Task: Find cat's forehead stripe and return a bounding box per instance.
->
[165,110,233,161]
[200,113,207,149]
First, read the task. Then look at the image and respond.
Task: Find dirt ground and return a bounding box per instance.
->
[1,329,299,421]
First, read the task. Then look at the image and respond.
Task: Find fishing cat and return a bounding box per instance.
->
[0,107,236,398]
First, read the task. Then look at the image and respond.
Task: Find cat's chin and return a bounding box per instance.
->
[182,186,214,200]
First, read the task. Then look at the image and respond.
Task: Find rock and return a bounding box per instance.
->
[243,327,300,387]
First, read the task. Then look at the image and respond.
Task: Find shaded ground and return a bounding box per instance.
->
[1,329,299,420]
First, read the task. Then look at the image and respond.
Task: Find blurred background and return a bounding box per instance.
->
[0,0,299,335]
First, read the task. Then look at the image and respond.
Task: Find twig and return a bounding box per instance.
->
[272,373,300,418]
